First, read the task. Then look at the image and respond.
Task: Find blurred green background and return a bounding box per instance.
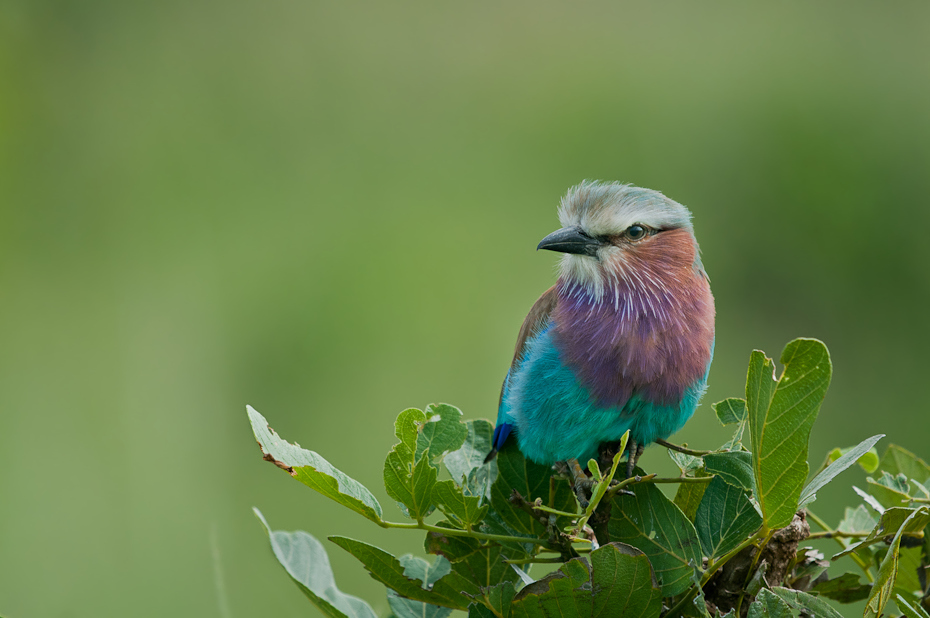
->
[2,2,929,616]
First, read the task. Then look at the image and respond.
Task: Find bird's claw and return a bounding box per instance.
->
[565,458,595,509]
[625,440,645,479]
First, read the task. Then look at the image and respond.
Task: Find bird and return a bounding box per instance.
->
[485,181,715,483]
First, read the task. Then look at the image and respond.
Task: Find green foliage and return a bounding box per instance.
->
[248,340,930,617]
[386,554,454,618]
[704,451,754,491]
[800,434,885,508]
[608,480,702,597]
[248,405,384,524]
[747,339,832,530]
[253,508,377,618]
[695,477,762,559]
[508,544,663,618]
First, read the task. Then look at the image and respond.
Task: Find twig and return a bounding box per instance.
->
[656,438,712,457]
[509,490,549,526]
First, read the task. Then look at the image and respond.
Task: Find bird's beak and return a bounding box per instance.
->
[537,226,602,257]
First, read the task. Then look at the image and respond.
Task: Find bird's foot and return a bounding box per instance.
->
[598,439,625,475]
[566,458,594,510]
[625,440,645,479]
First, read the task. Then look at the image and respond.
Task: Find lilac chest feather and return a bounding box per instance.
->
[552,269,715,409]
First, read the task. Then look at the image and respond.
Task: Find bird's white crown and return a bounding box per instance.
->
[558,181,694,237]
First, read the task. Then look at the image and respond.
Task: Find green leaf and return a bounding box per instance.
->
[867,472,913,508]
[704,451,755,491]
[837,504,878,536]
[589,544,662,618]
[911,479,930,500]
[834,506,930,559]
[674,470,711,521]
[747,339,832,530]
[480,582,516,618]
[384,408,438,519]
[768,587,844,618]
[489,440,576,536]
[511,558,592,618]
[248,406,384,524]
[895,545,923,599]
[478,510,539,556]
[508,544,662,618]
[811,572,871,603]
[415,404,468,466]
[395,408,427,456]
[864,507,930,618]
[746,561,769,598]
[670,450,704,474]
[432,480,489,527]
[384,450,438,520]
[253,509,377,618]
[714,398,749,451]
[854,486,887,515]
[608,480,703,596]
[714,397,748,425]
[386,555,454,618]
[329,536,479,610]
[823,444,880,475]
[424,522,526,588]
[879,445,930,485]
[747,589,793,618]
[445,419,497,498]
[799,434,885,508]
[896,594,930,618]
[468,604,495,618]
[695,477,763,559]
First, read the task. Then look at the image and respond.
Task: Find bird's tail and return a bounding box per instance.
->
[484,422,513,464]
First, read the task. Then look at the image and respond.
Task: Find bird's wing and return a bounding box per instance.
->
[487,285,558,461]
[508,284,559,378]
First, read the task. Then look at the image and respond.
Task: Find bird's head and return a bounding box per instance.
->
[539,181,705,301]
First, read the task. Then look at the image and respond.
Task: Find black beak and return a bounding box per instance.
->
[537,226,602,257]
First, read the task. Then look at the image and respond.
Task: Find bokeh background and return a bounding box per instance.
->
[2,2,929,616]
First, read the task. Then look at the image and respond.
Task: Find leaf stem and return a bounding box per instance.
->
[533,505,580,518]
[379,519,553,548]
[656,439,713,457]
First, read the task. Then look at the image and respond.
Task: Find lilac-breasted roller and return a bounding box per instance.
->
[487,181,715,477]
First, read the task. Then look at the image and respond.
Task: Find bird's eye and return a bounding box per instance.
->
[626,224,647,241]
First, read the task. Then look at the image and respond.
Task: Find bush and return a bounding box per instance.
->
[248,338,930,618]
